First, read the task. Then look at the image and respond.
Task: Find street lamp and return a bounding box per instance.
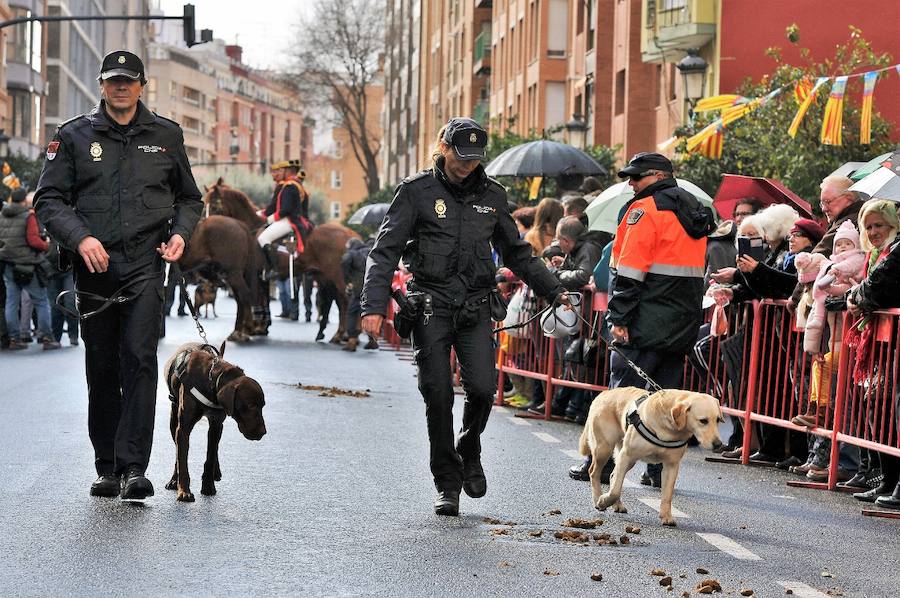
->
[676,48,708,118]
[564,114,587,150]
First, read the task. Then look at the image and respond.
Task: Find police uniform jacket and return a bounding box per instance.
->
[33,100,203,264]
[607,178,711,355]
[361,158,564,316]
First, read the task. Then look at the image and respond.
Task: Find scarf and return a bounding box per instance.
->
[846,245,891,384]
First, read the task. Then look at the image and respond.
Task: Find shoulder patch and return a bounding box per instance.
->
[626,208,645,225]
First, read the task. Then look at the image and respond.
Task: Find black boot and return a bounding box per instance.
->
[839,449,871,489]
[261,244,279,280]
[874,481,900,510]
[434,490,460,516]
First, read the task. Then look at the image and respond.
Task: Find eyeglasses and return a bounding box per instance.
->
[628,170,658,182]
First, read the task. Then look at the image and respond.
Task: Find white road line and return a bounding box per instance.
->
[508,417,532,426]
[697,533,762,561]
[532,432,561,443]
[773,494,797,500]
[640,498,691,519]
[561,449,582,459]
[776,582,830,598]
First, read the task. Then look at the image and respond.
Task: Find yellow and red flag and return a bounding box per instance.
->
[793,79,814,105]
[528,176,543,200]
[698,126,724,159]
[820,76,848,146]
[788,77,828,138]
[694,95,746,113]
[859,71,878,145]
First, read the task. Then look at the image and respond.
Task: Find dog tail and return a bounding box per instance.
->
[578,424,590,456]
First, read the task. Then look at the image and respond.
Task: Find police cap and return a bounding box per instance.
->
[617,152,674,178]
[442,117,488,161]
[98,50,146,85]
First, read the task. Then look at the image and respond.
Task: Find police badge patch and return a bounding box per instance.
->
[46,141,60,161]
[434,199,447,218]
[90,142,103,162]
[626,208,644,225]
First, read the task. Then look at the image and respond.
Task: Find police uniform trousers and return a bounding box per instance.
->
[412,302,496,492]
[74,258,165,476]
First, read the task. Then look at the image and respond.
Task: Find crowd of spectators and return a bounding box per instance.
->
[495,168,900,511]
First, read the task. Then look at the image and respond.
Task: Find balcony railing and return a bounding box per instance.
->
[474,31,491,64]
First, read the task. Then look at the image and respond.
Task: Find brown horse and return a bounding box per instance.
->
[179,215,262,342]
[204,179,358,343]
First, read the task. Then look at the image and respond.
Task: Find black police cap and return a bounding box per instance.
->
[98,50,146,84]
[617,152,674,178]
[443,117,488,160]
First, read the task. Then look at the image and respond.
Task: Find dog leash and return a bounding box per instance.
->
[54,271,161,321]
[492,292,582,334]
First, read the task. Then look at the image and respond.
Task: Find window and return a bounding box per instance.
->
[331,170,342,189]
[182,116,200,134]
[147,77,157,106]
[183,87,201,106]
[334,139,344,158]
[6,7,41,71]
[615,69,626,115]
[10,89,32,139]
[330,201,341,220]
[547,0,568,58]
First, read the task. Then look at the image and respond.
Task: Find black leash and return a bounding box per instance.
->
[54,271,160,321]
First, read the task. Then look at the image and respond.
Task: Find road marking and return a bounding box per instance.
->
[533,432,561,443]
[508,417,531,426]
[696,533,761,561]
[773,494,797,500]
[776,582,830,598]
[640,498,691,519]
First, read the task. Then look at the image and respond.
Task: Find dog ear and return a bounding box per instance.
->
[219,340,227,358]
[218,380,239,416]
[671,400,690,430]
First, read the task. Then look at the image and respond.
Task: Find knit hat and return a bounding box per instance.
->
[832,219,859,249]
[789,218,825,245]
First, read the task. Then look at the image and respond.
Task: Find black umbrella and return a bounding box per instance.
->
[484,140,607,178]
[348,203,390,226]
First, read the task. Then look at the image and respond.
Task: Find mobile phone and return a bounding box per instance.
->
[737,236,765,261]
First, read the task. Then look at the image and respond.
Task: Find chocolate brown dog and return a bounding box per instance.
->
[163,341,266,502]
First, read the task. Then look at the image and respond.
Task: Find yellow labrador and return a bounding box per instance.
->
[578,387,723,526]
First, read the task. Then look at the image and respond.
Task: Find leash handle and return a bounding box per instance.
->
[55,271,159,321]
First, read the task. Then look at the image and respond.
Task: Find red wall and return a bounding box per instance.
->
[720,0,900,141]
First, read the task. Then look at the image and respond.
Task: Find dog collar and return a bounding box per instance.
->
[625,393,689,449]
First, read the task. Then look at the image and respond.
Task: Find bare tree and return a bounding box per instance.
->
[291,0,384,197]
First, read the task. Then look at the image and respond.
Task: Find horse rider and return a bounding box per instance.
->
[258,159,311,279]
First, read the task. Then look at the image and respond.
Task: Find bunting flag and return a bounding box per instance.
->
[686,119,724,153]
[528,176,542,200]
[657,135,679,153]
[698,126,724,159]
[788,77,829,138]
[694,94,747,112]
[820,76,848,145]
[793,79,814,105]
[859,71,878,145]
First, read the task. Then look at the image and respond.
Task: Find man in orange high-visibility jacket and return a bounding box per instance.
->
[607,152,716,485]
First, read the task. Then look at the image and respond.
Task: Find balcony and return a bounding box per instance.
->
[473,30,491,76]
[473,99,489,127]
[641,0,717,63]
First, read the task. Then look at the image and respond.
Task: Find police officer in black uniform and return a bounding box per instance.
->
[34,50,203,500]
[360,117,570,516]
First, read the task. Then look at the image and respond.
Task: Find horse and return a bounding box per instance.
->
[178,215,263,342]
[204,179,358,343]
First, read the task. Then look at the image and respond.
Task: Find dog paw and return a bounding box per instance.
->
[176,490,195,502]
[660,515,677,526]
[164,479,177,491]
[200,484,216,496]
[613,503,628,514]
[595,494,615,511]
[214,468,222,482]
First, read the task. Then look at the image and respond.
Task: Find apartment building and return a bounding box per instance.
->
[0,1,11,133]
[145,42,217,168]
[381,0,421,186]
[5,0,47,158]
[489,0,568,138]
[417,0,492,167]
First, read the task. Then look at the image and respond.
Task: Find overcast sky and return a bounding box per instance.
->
[157,0,306,70]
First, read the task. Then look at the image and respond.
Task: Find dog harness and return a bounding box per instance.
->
[169,344,231,410]
[625,393,689,449]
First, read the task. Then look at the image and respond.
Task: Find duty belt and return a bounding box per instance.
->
[625,393,689,449]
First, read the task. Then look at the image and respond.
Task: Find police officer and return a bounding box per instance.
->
[360,117,571,516]
[34,50,203,500]
[258,159,310,279]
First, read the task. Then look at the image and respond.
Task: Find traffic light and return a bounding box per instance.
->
[183,4,196,47]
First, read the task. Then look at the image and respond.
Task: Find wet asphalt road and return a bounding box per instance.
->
[0,292,896,597]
